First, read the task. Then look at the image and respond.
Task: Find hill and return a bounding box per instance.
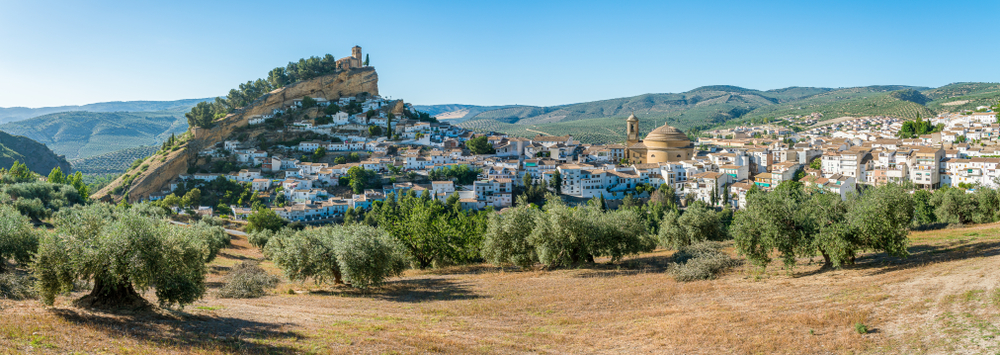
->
[69,146,159,175]
[2,220,998,353]
[0,110,189,160]
[0,130,70,175]
[0,98,211,124]
[412,104,529,123]
[450,83,1000,144]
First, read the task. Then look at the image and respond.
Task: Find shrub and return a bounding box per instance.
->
[248,229,274,249]
[0,272,35,300]
[0,205,39,272]
[854,322,868,334]
[217,261,279,299]
[667,241,739,282]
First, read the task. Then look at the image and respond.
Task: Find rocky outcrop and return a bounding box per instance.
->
[92,67,379,202]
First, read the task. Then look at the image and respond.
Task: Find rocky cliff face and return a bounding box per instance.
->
[92,67,379,202]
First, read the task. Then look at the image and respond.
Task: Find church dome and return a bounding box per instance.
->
[626,114,638,122]
[644,123,691,148]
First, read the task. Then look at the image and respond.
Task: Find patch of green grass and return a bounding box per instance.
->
[196,306,223,311]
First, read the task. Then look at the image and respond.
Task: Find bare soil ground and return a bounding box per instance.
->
[2,224,1000,354]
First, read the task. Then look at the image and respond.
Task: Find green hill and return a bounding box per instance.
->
[0,130,70,175]
[0,98,211,124]
[0,110,189,160]
[69,146,159,175]
[452,83,1000,144]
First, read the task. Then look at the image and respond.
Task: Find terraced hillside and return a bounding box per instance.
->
[69,146,159,175]
[0,110,188,160]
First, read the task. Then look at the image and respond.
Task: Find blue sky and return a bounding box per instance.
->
[1,0,997,108]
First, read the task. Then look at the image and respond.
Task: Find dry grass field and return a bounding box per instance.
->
[2,223,1000,354]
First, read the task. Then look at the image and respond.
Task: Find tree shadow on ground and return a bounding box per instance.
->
[796,239,1000,277]
[309,277,484,303]
[49,308,301,354]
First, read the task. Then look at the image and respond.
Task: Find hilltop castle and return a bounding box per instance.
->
[624,114,694,164]
[336,46,364,70]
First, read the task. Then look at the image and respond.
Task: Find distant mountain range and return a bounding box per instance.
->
[421,82,1000,144]
[0,98,212,124]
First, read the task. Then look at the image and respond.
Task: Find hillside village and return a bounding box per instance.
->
[143,77,998,224]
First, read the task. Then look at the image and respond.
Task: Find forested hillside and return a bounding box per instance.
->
[450,83,1000,144]
[0,130,70,174]
[0,110,188,160]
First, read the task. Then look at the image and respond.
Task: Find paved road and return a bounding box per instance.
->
[169,220,247,237]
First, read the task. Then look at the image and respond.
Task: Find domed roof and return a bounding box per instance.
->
[644,123,688,143]
[626,114,638,122]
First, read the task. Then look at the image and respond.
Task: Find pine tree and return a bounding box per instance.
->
[364,54,370,66]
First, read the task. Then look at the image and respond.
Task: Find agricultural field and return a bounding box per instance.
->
[69,146,159,175]
[2,222,999,353]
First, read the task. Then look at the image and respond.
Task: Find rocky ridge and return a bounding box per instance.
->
[92,67,380,202]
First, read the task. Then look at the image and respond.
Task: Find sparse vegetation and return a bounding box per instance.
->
[667,241,739,281]
[217,261,279,299]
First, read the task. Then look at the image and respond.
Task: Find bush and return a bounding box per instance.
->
[217,261,279,299]
[667,241,739,282]
[854,322,868,334]
[248,229,274,249]
[0,205,39,272]
[0,272,35,300]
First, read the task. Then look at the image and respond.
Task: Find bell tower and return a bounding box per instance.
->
[626,114,640,146]
[352,46,362,61]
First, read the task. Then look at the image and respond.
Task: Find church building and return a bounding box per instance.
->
[336,46,364,70]
[624,114,695,164]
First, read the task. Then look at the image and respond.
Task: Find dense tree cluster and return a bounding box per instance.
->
[465,136,495,155]
[265,224,408,288]
[897,117,944,138]
[428,165,481,184]
[361,190,489,269]
[731,182,914,271]
[483,194,655,268]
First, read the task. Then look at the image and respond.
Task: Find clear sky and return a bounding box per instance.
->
[1,0,997,108]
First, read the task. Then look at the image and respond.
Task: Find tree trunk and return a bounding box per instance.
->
[333,267,344,285]
[820,252,833,270]
[73,277,151,310]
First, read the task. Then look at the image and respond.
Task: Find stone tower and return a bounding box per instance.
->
[626,113,640,146]
[352,46,362,61]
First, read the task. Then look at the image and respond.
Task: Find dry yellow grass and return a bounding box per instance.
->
[2,223,1000,354]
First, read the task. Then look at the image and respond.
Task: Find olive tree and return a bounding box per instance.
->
[733,182,915,273]
[265,224,408,289]
[482,197,539,269]
[527,194,654,268]
[33,204,216,308]
[657,202,724,249]
[0,205,38,272]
